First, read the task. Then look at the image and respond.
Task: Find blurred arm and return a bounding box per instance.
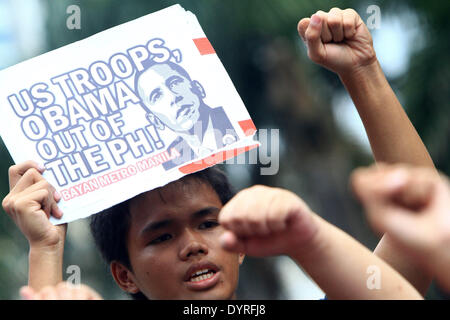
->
[292,215,423,299]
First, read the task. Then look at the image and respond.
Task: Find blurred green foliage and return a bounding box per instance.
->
[0,0,448,299]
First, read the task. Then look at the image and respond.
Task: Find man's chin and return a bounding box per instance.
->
[178,112,201,131]
[175,119,196,132]
[180,277,234,300]
[181,289,233,300]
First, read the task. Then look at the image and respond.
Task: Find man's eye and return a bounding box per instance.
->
[169,77,183,89]
[199,220,219,230]
[149,233,172,245]
[150,89,162,103]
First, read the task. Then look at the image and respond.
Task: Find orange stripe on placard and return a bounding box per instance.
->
[238,119,257,136]
[193,38,216,55]
[178,144,260,174]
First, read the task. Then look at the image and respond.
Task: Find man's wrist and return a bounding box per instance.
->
[28,244,65,289]
[29,241,64,260]
[288,214,330,265]
[28,225,67,253]
[29,234,65,257]
[338,58,383,86]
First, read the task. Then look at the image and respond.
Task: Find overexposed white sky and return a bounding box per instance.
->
[0,0,46,69]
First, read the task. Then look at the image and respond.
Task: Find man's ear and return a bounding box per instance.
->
[110,261,140,294]
[191,80,206,99]
[238,253,245,265]
[146,112,165,130]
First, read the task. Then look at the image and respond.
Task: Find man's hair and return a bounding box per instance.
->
[89,166,235,299]
[134,59,192,97]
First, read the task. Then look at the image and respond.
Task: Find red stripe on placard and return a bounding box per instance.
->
[178,144,260,174]
[193,38,216,55]
[238,119,257,136]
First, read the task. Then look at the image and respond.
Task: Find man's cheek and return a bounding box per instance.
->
[157,109,175,126]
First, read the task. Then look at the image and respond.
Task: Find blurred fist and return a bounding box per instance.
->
[298,8,376,76]
[2,161,66,249]
[351,164,450,290]
[20,282,102,300]
[219,185,319,258]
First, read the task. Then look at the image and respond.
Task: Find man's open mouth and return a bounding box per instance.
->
[188,269,217,282]
[184,261,220,283]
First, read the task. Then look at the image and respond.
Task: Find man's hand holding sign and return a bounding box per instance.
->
[2,161,65,290]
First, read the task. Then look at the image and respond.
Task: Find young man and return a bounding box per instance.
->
[3,8,434,298]
[351,164,450,292]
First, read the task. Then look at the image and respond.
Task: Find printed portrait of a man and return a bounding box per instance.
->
[135,59,239,170]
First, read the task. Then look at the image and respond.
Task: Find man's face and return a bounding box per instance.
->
[126,178,243,299]
[138,64,202,132]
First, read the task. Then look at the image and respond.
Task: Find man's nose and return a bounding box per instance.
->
[178,229,209,261]
[170,94,183,107]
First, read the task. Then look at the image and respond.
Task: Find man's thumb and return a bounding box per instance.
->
[20,286,35,300]
[305,14,326,63]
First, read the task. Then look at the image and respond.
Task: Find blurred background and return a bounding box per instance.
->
[0,0,449,299]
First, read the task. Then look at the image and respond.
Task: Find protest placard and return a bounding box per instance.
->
[0,4,259,224]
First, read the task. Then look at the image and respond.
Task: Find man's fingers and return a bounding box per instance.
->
[372,209,430,254]
[354,165,438,210]
[16,187,58,219]
[299,13,333,44]
[266,207,287,233]
[220,230,287,257]
[351,167,408,205]
[38,286,58,300]
[9,168,45,195]
[328,8,344,42]
[297,18,310,42]
[81,285,103,300]
[305,14,326,64]
[342,8,358,38]
[9,178,62,219]
[56,282,76,300]
[25,189,54,218]
[316,10,333,43]
[393,169,438,210]
[54,282,102,300]
[20,286,35,300]
[220,231,245,253]
[73,285,102,300]
[51,201,63,219]
[227,219,250,237]
[9,161,45,190]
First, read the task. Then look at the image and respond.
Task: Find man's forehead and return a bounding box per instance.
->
[129,177,221,222]
[139,64,182,85]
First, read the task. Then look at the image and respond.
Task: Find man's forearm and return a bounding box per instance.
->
[339,60,435,295]
[291,215,423,300]
[340,60,434,168]
[28,242,64,290]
